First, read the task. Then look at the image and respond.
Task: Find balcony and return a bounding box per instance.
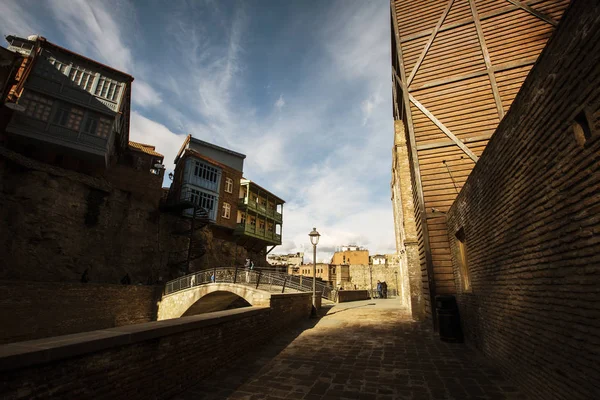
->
[238,198,283,222]
[234,223,281,245]
[6,113,109,163]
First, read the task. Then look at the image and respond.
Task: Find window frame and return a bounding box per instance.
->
[53,104,84,131]
[19,91,53,122]
[193,161,219,184]
[455,228,472,292]
[225,177,234,193]
[222,202,231,219]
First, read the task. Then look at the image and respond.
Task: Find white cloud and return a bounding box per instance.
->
[133,80,163,108]
[6,0,398,261]
[129,111,187,174]
[275,94,285,111]
[0,0,41,38]
[48,0,134,73]
[46,0,163,111]
[361,90,383,125]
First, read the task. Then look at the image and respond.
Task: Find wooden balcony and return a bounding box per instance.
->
[234,223,281,245]
[238,198,282,222]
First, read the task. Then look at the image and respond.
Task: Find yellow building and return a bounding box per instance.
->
[291,263,334,282]
[330,245,369,265]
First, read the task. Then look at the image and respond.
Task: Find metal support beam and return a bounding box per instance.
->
[410,56,537,93]
[505,0,558,26]
[469,0,505,120]
[407,0,455,86]
[409,94,479,162]
[266,245,276,255]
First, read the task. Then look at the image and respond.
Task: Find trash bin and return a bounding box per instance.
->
[436,295,463,343]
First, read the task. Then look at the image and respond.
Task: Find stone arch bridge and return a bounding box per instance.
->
[157,267,332,320]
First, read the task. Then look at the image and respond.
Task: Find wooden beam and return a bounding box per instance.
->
[416,134,493,151]
[410,56,537,92]
[400,0,548,43]
[409,93,479,163]
[407,0,454,87]
[505,0,558,26]
[469,0,505,120]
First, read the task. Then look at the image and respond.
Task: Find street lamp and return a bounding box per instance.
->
[308,227,320,316]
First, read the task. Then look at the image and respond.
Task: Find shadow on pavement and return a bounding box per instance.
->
[169,307,330,400]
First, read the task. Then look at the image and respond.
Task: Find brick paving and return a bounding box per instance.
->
[173,299,525,400]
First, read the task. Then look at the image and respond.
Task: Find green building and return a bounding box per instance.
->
[235,178,284,252]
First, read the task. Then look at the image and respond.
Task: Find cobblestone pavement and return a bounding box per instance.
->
[174,299,525,400]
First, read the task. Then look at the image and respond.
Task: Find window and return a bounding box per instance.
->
[222,202,231,219]
[19,91,53,121]
[189,189,216,212]
[69,66,94,92]
[455,228,471,292]
[83,114,112,138]
[95,77,121,101]
[259,219,265,230]
[54,105,84,131]
[240,212,246,225]
[50,59,68,74]
[193,161,219,184]
[225,177,233,193]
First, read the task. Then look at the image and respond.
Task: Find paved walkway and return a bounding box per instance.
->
[174,299,525,400]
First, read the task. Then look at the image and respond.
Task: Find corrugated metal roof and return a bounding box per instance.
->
[129,141,163,157]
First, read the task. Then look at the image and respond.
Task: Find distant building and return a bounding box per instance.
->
[2,35,134,175]
[331,246,369,265]
[165,135,285,272]
[267,252,304,268]
[370,254,387,266]
[291,262,335,283]
[170,134,245,225]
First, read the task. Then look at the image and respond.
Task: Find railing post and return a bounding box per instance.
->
[233,266,238,284]
[213,266,217,283]
[256,271,262,289]
[282,277,287,293]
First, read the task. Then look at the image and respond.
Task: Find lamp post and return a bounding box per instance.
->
[308,227,320,316]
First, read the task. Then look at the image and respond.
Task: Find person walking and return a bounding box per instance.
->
[377,280,382,299]
[382,281,388,299]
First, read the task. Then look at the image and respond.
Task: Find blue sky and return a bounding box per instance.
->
[1,0,396,261]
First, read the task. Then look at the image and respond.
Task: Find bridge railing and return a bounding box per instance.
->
[164,267,333,300]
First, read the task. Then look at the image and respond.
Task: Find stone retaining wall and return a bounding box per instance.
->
[337,290,370,303]
[0,293,312,399]
[0,281,162,345]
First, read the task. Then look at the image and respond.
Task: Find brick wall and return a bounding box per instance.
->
[0,281,162,344]
[347,264,402,295]
[0,146,188,284]
[216,163,242,230]
[337,290,369,303]
[446,2,600,399]
[0,294,312,399]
